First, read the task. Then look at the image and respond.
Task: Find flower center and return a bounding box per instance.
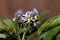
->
[34,15,37,19]
[27,17,31,23]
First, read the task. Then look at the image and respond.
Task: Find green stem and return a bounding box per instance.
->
[17,28,21,40]
[22,32,26,40]
[17,35,21,40]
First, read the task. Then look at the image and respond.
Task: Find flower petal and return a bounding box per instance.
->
[15,9,23,18]
[21,14,27,22]
[26,11,31,17]
[12,17,16,21]
[31,8,38,15]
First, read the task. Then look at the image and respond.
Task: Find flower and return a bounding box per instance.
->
[12,8,40,29]
[31,8,39,22]
[13,8,39,23]
[15,9,23,18]
[13,9,23,21]
[25,11,31,23]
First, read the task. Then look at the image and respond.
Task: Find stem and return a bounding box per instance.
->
[17,29,21,40]
[17,35,21,40]
[22,32,26,40]
[16,28,21,40]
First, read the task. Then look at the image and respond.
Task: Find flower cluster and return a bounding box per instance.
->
[13,8,40,28]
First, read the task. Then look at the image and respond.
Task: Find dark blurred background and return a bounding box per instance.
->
[0,0,60,19]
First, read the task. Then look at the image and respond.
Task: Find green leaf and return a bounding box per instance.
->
[0,25,8,31]
[13,17,21,40]
[18,23,31,35]
[3,18,16,35]
[37,15,60,36]
[3,18,14,27]
[0,18,9,31]
[13,17,20,35]
[40,26,60,40]
[0,33,7,39]
[19,28,28,34]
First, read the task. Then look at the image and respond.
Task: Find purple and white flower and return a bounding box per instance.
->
[13,9,23,21]
[13,8,39,22]
[31,8,39,22]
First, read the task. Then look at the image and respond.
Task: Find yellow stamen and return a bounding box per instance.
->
[34,15,37,19]
[27,17,31,23]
